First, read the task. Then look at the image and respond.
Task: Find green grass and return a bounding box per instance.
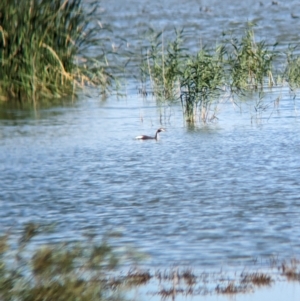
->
[226,24,276,92]
[284,45,300,87]
[0,0,112,103]
[139,28,186,100]
[180,46,225,123]
[137,24,282,123]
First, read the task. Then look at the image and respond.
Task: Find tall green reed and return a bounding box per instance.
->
[0,0,111,103]
[180,46,225,123]
[137,25,279,124]
[226,24,276,92]
[140,28,186,100]
[284,45,300,87]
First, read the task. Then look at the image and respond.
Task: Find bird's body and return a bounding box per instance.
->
[135,128,166,140]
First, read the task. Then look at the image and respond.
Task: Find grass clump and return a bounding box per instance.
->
[226,24,276,91]
[215,282,247,294]
[137,24,279,124]
[281,260,300,281]
[0,0,111,103]
[125,268,151,286]
[140,28,186,100]
[180,47,225,123]
[241,272,272,286]
[137,24,281,124]
[284,45,300,87]
[0,224,124,301]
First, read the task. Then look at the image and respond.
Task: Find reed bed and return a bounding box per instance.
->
[226,24,276,91]
[139,28,186,100]
[0,0,111,102]
[180,47,225,123]
[2,4,300,124]
[137,24,295,124]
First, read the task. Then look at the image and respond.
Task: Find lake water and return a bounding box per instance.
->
[1,0,300,273]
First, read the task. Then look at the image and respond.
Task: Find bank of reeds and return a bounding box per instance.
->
[139,24,283,123]
[0,0,111,103]
[3,4,300,121]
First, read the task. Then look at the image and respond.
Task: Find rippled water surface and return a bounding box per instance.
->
[101,0,300,52]
[1,0,300,270]
[1,86,300,268]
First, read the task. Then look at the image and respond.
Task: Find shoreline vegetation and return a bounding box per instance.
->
[1,0,300,123]
[1,223,300,301]
[0,0,113,103]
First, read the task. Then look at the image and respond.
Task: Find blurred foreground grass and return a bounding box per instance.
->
[0,223,126,301]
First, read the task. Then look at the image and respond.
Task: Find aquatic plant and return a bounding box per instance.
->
[180,46,225,123]
[0,0,112,103]
[283,45,300,87]
[1,226,300,301]
[215,282,247,294]
[226,24,276,92]
[0,223,123,301]
[135,24,285,125]
[281,259,300,281]
[241,272,272,286]
[125,268,151,286]
[140,28,186,100]
[249,91,272,123]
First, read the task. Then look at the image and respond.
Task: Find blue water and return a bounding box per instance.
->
[1,85,300,268]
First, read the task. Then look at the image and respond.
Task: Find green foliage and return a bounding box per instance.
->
[226,24,275,91]
[141,28,186,100]
[138,24,279,124]
[0,224,124,301]
[284,45,300,87]
[180,47,225,123]
[0,0,111,102]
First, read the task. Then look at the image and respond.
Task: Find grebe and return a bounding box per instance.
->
[135,128,166,140]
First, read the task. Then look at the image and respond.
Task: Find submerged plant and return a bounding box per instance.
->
[0,0,112,103]
[180,46,225,123]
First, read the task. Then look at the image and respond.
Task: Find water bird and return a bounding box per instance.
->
[135,128,166,140]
